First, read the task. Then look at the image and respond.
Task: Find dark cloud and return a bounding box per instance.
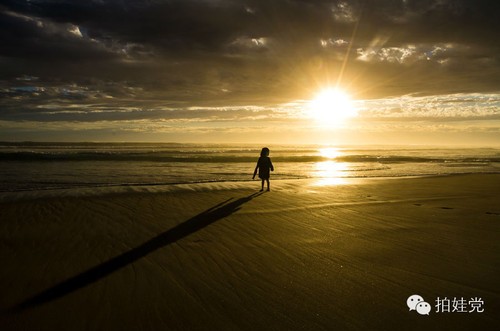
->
[4,1,498,56]
[1,0,499,122]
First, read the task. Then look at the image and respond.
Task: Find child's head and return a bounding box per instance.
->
[260,147,270,157]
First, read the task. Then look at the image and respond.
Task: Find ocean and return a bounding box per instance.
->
[1,142,499,192]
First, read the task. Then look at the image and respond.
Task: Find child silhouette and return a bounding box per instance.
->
[253,147,274,191]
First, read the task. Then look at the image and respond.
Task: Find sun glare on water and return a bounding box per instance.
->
[309,88,357,126]
[311,147,349,186]
[319,147,341,159]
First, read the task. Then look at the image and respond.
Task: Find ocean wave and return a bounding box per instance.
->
[2,151,500,163]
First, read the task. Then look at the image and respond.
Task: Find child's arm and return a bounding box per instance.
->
[270,158,274,172]
[252,163,258,179]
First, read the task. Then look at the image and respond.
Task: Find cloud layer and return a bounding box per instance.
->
[1,0,499,143]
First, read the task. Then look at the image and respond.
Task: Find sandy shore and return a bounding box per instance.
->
[0,174,499,331]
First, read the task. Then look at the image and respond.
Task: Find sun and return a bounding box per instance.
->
[309,88,357,125]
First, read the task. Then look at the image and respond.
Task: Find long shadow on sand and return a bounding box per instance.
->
[13,191,263,311]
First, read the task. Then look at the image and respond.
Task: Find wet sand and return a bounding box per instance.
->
[1,174,499,330]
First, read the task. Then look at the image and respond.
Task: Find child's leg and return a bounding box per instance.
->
[260,179,264,191]
[266,179,270,191]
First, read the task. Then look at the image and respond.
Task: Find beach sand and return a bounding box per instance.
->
[0,174,499,330]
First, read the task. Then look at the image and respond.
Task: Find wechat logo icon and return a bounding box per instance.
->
[407,295,431,315]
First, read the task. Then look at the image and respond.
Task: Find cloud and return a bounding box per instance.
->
[358,93,500,120]
[2,1,497,53]
[0,0,499,143]
[0,9,116,61]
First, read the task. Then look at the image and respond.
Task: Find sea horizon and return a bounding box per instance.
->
[1,142,499,193]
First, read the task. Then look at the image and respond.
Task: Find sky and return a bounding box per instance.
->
[1,0,499,145]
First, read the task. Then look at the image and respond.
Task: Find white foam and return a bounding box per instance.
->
[0,180,266,203]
